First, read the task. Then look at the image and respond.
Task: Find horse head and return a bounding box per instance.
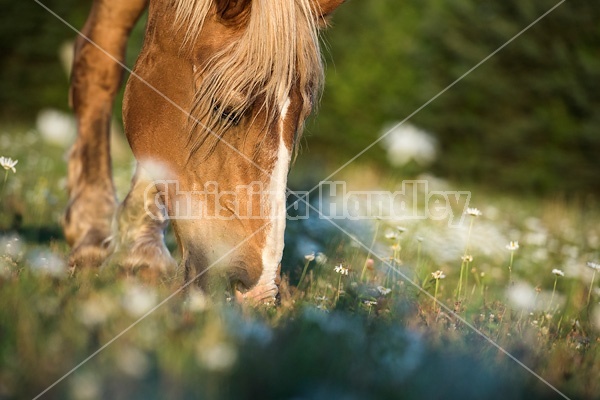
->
[68,0,344,303]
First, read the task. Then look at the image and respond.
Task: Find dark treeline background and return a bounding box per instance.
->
[1,0,598,195]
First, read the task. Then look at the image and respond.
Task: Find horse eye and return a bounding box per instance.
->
[213,104,241,126]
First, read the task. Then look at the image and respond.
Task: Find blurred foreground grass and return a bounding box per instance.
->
[0,124,599,400]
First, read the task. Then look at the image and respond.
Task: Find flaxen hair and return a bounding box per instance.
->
[173,0,324,156]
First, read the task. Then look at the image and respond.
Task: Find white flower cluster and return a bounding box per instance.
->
[377,286,391,296]
[465,207,482,217]
[587,262,600,271]
[506,241,519,251]
[334,264,349,275]
[431,270,446,280]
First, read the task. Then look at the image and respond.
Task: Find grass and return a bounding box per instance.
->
[0,123,599,399]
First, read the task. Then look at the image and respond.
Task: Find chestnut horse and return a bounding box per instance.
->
[64,0,344,302]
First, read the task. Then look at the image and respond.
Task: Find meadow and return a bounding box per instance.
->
[0,120,598,400]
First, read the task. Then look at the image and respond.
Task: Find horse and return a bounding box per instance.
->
[63,0,345,303]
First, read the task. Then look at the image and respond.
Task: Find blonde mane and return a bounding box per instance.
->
[173,0,324,157]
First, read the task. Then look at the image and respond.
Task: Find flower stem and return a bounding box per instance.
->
[1,170,7,196]
[456,261,465,299]
[361,220,380,282]
[464,260,470,298]
[508,251,514,286]
[465,217,474,254]
[434,278,440,313]
[416,240,422,284]
[335,274,342,305]
[587,270,596,306]
[298,259,311,289]
[549,276,558,310]
[457,217,475,299]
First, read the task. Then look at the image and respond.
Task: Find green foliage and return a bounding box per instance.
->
[312,0,423,159]
[411,0,600,194]
[314,0,600,194]
[0,1,145,122]
[0,1,87,119]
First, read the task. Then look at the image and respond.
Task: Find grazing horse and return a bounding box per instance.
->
[64,0,344,302]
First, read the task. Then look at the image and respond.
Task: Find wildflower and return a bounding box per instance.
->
[298,252,316,287]
[587,262,600,306]
[506,241,519,286]
[28,250,66,278]
[384,230,398,241]
[461,254,473,263]
[70,372,100,400]
[377,286,391,296]
[465,207,482,217]
[587,261,600,271]
[122,283,158,317]
[396,226,407,233]
[364,300,378,306]
[506,241,519,251]
[196,342,237,372]
[549,270,564,309]
[0,157,17,173]
[315,252,328,265]
[116,345,150,378]
[431,270,445,312]
[77,294,116,327]
[334,264,349,275]
[431,270,446,280]
[186,289,208,312]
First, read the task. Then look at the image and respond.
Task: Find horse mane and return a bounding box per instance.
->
[173,0,324,158]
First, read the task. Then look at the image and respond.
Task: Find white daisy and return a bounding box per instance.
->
[377,286,391,296]
[465,207,482,217]
[587,261,600,271]
[0,157,18,173]
[461,254,473,263]
[334,264,349,275]
[431,270,446,280]
[384,230,398,241]
[551,269,565,277]
[506,241,519,251]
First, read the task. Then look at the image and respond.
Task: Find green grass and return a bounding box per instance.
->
[0,124,599,399]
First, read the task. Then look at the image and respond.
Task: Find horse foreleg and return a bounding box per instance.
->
[106,166,176,278]
[64,0,147,268]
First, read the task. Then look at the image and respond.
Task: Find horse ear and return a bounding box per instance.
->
[215,0,251,20]
[313,0,345,22]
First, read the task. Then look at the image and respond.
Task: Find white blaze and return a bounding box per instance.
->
[257,98,292,298]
